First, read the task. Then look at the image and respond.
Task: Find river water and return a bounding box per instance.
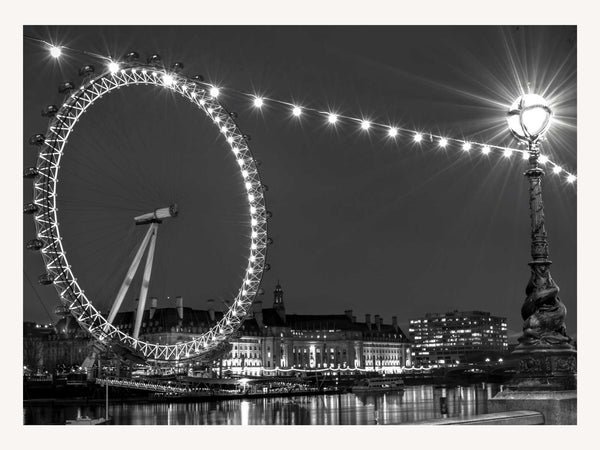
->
[25,383,501,425]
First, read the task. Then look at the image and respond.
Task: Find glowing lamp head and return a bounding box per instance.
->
[327,113,338,124]
[439,138,448,147]
[49,46,62,58]
[253,97,264,108]
[292,106,302,117]
[414,133,422,143]
[388,127,398,138]
[210,86,220,98]
[507,94,552,144]
[360,120,371,130]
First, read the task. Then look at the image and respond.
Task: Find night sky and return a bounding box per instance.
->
[23,25,577,342]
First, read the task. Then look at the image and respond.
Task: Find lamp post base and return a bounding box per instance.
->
[508,345,577,391]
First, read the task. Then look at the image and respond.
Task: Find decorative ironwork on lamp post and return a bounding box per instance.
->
[506,94,576,390]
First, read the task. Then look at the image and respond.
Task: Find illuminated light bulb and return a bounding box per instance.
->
[439,138,448,147]
[162,74,174,85]
[233,147,240,155]
[181,85,187,91]
[553,165,562,174]
[250,206,256,214]
[539,155,549,164]
[242,170,249,178]
[522,151,530,160]
[237,159,244,166]
[462,142,472,152]
[242,290,247,296]
[108,62,120,74]
[191,92,196,98]
[327,113,338,124]
[210,86,220,98]
[245,182,252,190]
[152,71,157,77]
[199,99,206,105]
[250,255,256,262]
[567,174,577,183]
[360,120,371,130]
[482,146,491,155]
[388,127,398,137]
[207,107,214,115]
[142,69,147,75]
[503,149,513,158]
[292,106,302,117]
[221,126,228,133]
[251,243,257,250]
[251,218,258,226]
[245,280,251,285]
[49,46,62,58]
[249,267,254,273]
[414,133,422,143]
[227,136,234,144]
[248,194,255,202]
[253,97,264,108]
[214,117,221,123]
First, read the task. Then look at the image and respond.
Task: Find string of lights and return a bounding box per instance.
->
[25,36,577,184]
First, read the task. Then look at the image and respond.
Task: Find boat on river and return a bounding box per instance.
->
[351,376,404,393]
[65,414,111,425]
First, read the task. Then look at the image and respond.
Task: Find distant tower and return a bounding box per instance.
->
[273,281,286,322]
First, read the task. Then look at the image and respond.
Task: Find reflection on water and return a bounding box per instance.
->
[24,383,501,425]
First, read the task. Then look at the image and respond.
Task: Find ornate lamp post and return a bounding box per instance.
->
[506,94,576,391]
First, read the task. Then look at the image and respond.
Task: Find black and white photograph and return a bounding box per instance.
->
[16,5,590,435]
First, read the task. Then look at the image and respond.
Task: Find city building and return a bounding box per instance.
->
[28,283,413,376]
[408,310,508,366]
[114,282,412,375]
[23,318,94,372]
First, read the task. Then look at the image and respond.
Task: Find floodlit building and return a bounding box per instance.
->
[113,282,412,375]
[27,283,413,376]
[408,310,508,366]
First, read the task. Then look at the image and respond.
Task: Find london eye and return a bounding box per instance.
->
[24,52,269,363]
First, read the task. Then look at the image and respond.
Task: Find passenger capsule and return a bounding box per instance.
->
[58,81,76,94]
[262,184,269,192]
[171,62,184,72]
[229,112,238,119]
[78,65,95,76]
[147,54,162,65]
[264,263,271,271]
[41,105,59,117]
[29,134,45,146]
[23,167,40,179]
[38,273,55,285]
[23,203,39,214]
[26,239,44,251]
[254,159,262,167]
[192,74,205,82]
[54,305,70,316]
[266,237,274,246]
[257,288,265,296]
[124,51,140,62]
[242,134,251,141]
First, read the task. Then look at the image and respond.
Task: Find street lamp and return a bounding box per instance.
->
[505,93,576,390]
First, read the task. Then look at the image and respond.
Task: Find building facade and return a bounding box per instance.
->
[408,310,508,366]
[114,283,412,375]
[26,283,413,376]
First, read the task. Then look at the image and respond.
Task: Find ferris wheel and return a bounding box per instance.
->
[24,52,269,363]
